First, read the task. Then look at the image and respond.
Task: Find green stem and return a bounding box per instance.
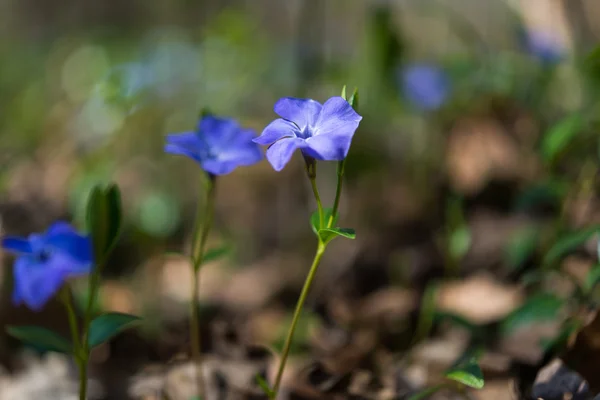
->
[272,243,326,398]
[305,160,324,228]
[328,160,345,228]
[189,174,217,396]
[60,287,86,400]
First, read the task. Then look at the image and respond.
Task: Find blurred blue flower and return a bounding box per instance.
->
[400,63,450,111]
[2,222,94,311]
[165,115,263,175]
[253,97,362,171]
[523,30,564,64]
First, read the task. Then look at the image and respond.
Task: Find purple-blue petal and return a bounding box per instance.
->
[400,64,450,111]
[2,237,33,254]
[46,221,78,235]
[12,256,67,311]
[165,132,204,163]
[198,116,240,149]
[45,233,94,267]
[301,96,362,161]
[274,98,322,130]
[254,118,298,145]
[265,137,306,171]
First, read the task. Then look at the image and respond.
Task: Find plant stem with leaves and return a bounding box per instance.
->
[189,173,216,396]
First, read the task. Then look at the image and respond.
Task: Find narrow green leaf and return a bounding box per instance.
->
[412,282,438,345]
[434,311,477,333]
[6,326,72,354]
[407,384,446,400]
[202,245,231,265]
[310,208,336,235]
[583,264,600,294]
[543,226,600,266]
[500,293,563,335]
[505,226,540,271]
[340,85,347,100]
[86,183,123,259]
[445,362,484,389]
[348,88,359,110]
[318,227,356,244]
[255,374,274,398]
[445,347,484,389]
[449,226,471,260]
[514,180,568,212]
[541,114,583,165]
[88,312,141,348]
[540,319,581,354]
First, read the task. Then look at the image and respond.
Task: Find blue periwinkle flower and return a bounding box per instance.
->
[165,115,263,176]
[253,97,362,171]
[2,222,94,311]
[400,63,450,111]
[523,30,564,64]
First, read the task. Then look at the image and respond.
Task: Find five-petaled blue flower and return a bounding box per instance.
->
[523,30,564,65]
[165,115,263,176]
[399,63,450,111]
[253,97,362,171]
[2,222,94,311]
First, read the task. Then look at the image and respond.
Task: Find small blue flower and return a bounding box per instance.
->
[253,96,362,171]
[2,222,94,311]
[165,115,263,176]
[523,30,564,64]
[400,63,450,111]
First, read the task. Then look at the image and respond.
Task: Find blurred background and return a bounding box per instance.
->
[1,0,600,399]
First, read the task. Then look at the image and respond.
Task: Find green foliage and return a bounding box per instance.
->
[501,293,564,335]
[86,183,123,261]
[310,208,337,235]
[444,347,485,389]
[255,375,274,399]
[541,114,584,165]
[202,245,231,264]
[88,312,141,348]
[317,227,356,245]
[543,225,600,267]
[413,282,438,345]
[6,326,72,354]
[504,226,540,271]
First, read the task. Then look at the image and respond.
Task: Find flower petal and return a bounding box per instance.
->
[46,232,94,267]
[198,116,240,149]
[265,137,306,171]
[306,96,362,160]
[400,64,449,111]
[2,237,33,254]
[46,221,77,235]
[254,118,298,145]
[12,256,67,311]
[274,98,322,130]
[165,132,204,163]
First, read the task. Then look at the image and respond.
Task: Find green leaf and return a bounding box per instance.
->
[540,319,581,354]
[310,208,337,235]
[88,312,141,348]
[255,374,274,398]
[583,264,600,294]
[544,226,600,266]
[505,226,540,271]
[407,384,446,400]
[341,85,347,100]
[514,180,567,212]
[445,362,484,389]
[318,227,356,244]
[348,88,359,110]
[500,293,564,335]
[541,114,583,165]
[412,282,438,345]
[449,226,471,260]
[434,311,477,333]
[445,347,484,389]
[202,245,231,265]
[86,183,123,259]
[6,326,72,354]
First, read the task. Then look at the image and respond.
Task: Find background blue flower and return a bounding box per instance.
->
[2,222,94,311]
[399,63,450,111]
[253,96,362,171]
[165,115,263,175]
[523,30,565,64]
